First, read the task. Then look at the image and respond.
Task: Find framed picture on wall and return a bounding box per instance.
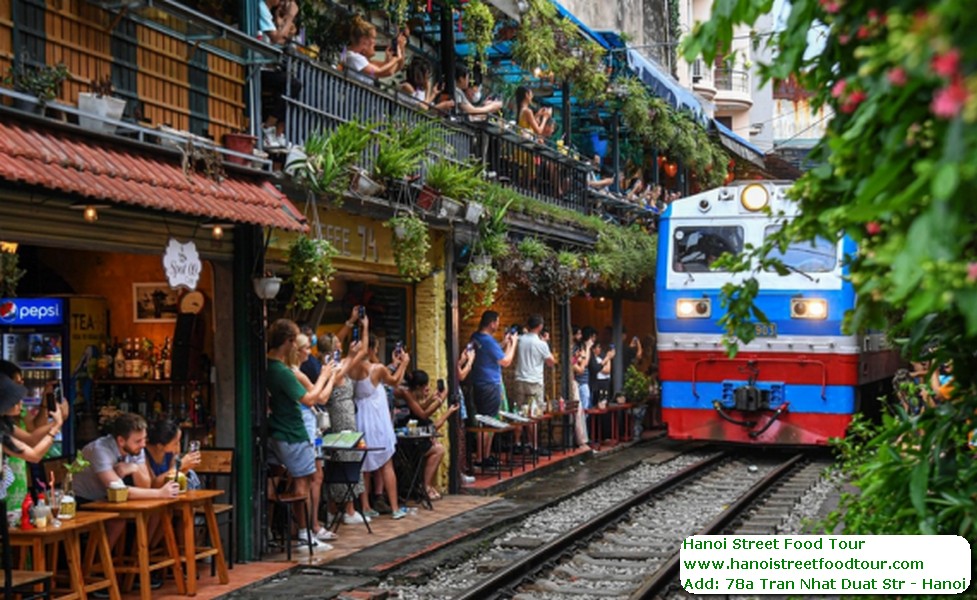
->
[133,283,180,323]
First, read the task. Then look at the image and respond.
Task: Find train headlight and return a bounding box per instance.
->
[791,298,827,320]
[677,298,711,318]
[740,184,769,211]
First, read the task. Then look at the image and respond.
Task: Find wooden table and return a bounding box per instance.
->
[172,490,230,595]
[83,497,185,600]
[9,511,121,600]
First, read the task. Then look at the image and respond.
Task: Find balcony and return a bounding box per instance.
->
[690,60,717,101]
[713,68,753,112]
[280,54,589,214]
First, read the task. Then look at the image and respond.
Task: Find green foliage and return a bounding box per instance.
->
[618,77,726,187]
[686,0,977,544]
[512,0,608,103]
[373,120,444,183]
[63,451,92,475]
[594,223,658,291]
[386,212,431,282]
[299,1,347,62]
[287,235,338,310]
[0,251,26,297]
[623,365,653,404]
[461,0,495,70]
[516,237,552,262]
[459,262,498,319]
[423,160,483,200]
[4,60,69,106]
[291,121,373,200]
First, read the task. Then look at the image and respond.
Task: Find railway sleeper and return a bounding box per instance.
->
[585,549,664,560]
[554,563,646,582]
[602,533,668,547]
[500,536,548,549]
[526,579,636,596]
[573,554,654,569]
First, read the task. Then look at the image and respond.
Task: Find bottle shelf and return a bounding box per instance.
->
[93,379,206,386]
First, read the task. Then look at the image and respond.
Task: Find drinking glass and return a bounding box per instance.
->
[50,489,62,520]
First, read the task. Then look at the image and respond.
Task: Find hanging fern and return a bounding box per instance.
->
[461,0,495,70]
[287,236,338,310]
[386,213,431,282]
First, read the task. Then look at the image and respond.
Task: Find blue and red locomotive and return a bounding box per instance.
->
[655,181,898,445]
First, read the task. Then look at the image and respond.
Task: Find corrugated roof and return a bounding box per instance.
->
[0,120,307,232]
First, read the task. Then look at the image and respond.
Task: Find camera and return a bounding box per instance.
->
[358,306,366,319]
[437,378,445,393]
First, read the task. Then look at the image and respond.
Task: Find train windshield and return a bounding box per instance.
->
[764,226,837,272]
[672,226,744,272]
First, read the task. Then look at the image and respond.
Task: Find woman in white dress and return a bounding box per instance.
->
[348,327,411,519]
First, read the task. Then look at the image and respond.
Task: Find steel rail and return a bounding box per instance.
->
[453,451,729,600]
[628,452,807,599]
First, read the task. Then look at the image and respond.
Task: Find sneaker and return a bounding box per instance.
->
[391,506,409,520]
[314,542,333,552]
[314,527,337,541]
[293,531,318,546]
[343,511,370,524]
[461,474,476,485]
[363,508,380,518]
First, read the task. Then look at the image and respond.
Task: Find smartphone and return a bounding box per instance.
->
[352,325,361,342]
[394,341,404,354]
[632,336,639,344]
[437,379,445,394]
[358,306,366,319]
[332,349,341,365]
[465,342,475,353]
[46,382,60,412]
[609,344,616,350]
[508,325,520,336]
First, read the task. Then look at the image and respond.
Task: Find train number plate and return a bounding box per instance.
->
[753,322,777,338]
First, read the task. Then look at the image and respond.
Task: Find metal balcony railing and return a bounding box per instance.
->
[279,53,589,213]
[281,53,474,170]
[713,68,751,93]
[691,59,712,85]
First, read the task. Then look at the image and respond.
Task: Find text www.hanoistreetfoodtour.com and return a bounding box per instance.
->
[679,535,972,594]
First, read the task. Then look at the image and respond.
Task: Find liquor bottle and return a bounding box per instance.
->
[123,338,134,379]
[114,341,126,379]
[118,391,130,414]
[137,391,148,417]
[97,342,109,379]
[161,337,172,380]
[191,387,204,427]
[152,388,165,418]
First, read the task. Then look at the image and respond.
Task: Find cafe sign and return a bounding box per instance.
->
[162,238,202,290]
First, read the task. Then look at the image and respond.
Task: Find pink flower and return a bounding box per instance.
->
[820,0,840,14]
[838,33,851,45]
[865,222,881,236]
[831,79,847,98]
[968,263,977,282]
[867,9,881,21]
[932,49,960,79]
[931,77,968,118]
[857,25,871,39]
[887,67,907,86]
[841,90,867,113]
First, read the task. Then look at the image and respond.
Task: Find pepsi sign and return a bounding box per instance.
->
[0,298,65,326]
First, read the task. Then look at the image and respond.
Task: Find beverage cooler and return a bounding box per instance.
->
[1,296,108,455]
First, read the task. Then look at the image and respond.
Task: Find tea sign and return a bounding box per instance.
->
[162,238,202,290]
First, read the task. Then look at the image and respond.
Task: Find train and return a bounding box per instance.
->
[655,181,899,445]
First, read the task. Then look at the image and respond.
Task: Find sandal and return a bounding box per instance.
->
[426,487,442,501]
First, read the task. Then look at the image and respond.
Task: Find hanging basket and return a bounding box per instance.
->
[350,167,385,197]
[252,276,282,300]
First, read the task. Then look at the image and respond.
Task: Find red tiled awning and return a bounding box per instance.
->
[0,120,307,232]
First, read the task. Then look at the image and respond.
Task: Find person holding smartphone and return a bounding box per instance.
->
[395,370,457,501]
[513,314,555,416]
[467,310,517,468]
[344,15,407,79]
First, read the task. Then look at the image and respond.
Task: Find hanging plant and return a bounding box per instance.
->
[286,235,339,310]
[461,0,495,70]
[424,160,483,200]
[385,213,431,282]
[383,0,412,31]
[373,120,444,184]
[459,262,498,319]
[0,250,26,297]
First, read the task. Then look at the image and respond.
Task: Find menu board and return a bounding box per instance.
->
[321,431,363,449]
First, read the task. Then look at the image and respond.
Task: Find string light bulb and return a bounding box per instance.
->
[83,205,99,222]
[211,225,224,240]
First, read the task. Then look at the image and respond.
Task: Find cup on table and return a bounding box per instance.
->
[50,489,63,519]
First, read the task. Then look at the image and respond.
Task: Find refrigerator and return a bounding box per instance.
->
[1,295,108,456]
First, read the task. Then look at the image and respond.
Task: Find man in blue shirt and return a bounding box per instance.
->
[467,310,517,466]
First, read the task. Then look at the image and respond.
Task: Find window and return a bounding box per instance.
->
[672,226,744,272]
[764,226,837,272]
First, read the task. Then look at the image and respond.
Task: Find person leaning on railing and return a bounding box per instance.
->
[344,15,406,79]
[453,65,503,118]
[258,0,302,148]
[399,57,455,113]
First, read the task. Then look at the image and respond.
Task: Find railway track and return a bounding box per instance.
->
[452,452,826,600]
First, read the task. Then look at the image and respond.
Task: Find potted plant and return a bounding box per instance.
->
[289,121,374,201]
[252,274,283,300]
[385,212,431,282]
[461,0,495,69]
[286,235,338,310]
[77,74,127,134]
[3,59,69,111]
[515,236,551,271]
[372,120,442,190]
[459,261,498,319]
[0,249,26,297]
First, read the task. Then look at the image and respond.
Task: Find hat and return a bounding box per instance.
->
[0,374,27,414]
